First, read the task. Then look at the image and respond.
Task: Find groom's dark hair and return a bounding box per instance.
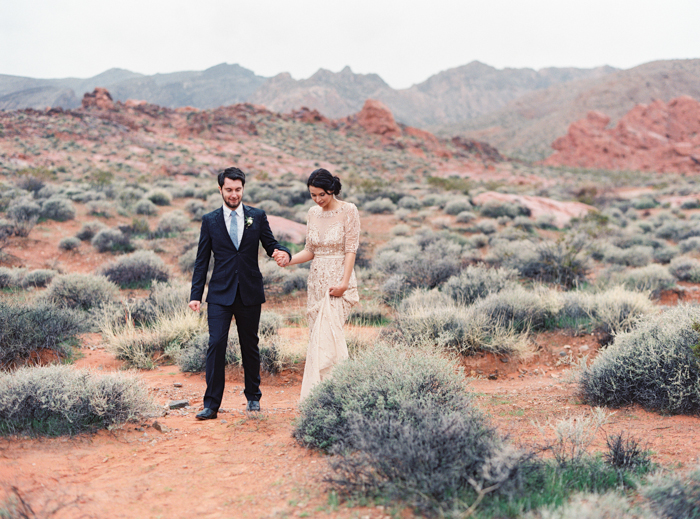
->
[218,167,246,187]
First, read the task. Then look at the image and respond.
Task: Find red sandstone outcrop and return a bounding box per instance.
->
[81,88,115,110]
[356,99,401,138]
[543,96,700,174]
[472,191,594,228]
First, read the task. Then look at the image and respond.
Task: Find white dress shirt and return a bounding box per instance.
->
[223,203,244,246]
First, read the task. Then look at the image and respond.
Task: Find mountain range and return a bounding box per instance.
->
[2,59,699,160]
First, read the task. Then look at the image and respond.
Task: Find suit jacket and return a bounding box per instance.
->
[190,205,291,306]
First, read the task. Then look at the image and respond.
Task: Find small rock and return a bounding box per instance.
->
[173,383,183,388]
[579,345,590,352]
[169,400,189,410]
[476,369,484,374]
[499,357,509,363]
[559,351,568,357]
[488,373,498,380]
[152,421,170,433]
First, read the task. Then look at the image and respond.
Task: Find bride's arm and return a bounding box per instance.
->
[288,249,314,266]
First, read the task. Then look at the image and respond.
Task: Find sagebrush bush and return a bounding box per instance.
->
[526,492,647,519]
[363,197,396,214]
[126,281,191,325]
[679,236,700,254]
[604,245,653,267]
[155,210,190,236]
[76,220,107,241]
[669,255,700,282]
[40,197,75,221]
[441,264,519,305]
[91,228,134,253]
[184,199,206,220]
[21,269,57,288]
[0,301,85,368]
[100,250,169,288]
[0,366,154,436]
[146,189,172,206]
[581,304,700,414]
[281,269,308,294]
[397,196,420,210]
[455,210,476,223]
[599,264,675,298]
[58,236,81,251]
[134,199,158,215]
[643,466,700,519]
[42,273,118,310]
[0,267,26,289]
[6,198,40,236]
[86,200,115,217]
[479,200,530,219]
[443,198,472,215]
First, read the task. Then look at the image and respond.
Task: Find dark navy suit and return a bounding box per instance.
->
[190,205,290,409]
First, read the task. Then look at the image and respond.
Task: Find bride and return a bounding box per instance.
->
[286,168,360,401]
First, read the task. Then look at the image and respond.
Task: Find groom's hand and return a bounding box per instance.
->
[272,249,289,267]
[189,300,201,312]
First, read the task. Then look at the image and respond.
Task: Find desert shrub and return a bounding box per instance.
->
[0,302,86,368]
[513,215,535,232]
[177,332,240,373]
[13,174,45,193]
[581,304,700,413]
[125,281,191,326]
[473,286,556,331]
[474,218,498,234]
[184,199,207,220]
[91,228,134,253]
[281,269,308,294]
[679,236,700,254]
[681,198,700,210]
[422,194,447,208]
[604,432,651,471]
[40,197,75,221]
[0,219,12,251]
[391,289,530,356]
[155,210,190,236]
[363,197,396,214]
[117,186,145,208]
[536,213,558,229]
[617,264,675,298]
[397,196,420,210]
[6,198,41,237]
[653,243,679,264]
[134,199,158,215]
[86,200,115,217]
[455,210,476,223]
[526,492,647,519]
[489,236,590,289]
[0,267,26,289]
[644,466,700,519]
[76,220,107,241]
[146,189,171,206]
[604,245,653,267]
[58,236,81,251]
[100,250,169,288]
[380,273,409,304]
[42,273,118,310]
[21,269,57,288]
[390,223,411,236]
[479,200,530,219]
[441,264,518,305]
[0,365,153,436]
[669,256,700,282]
[178,247,198,274]
[632,196,658,210]
[443,198,472,215]
[468,233,489,248]
[255,199,284,216]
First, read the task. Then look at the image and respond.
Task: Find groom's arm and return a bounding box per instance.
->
[258,211,291,261]
[189,217,212,308]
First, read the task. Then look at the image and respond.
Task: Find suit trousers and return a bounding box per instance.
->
[204,291,262,410]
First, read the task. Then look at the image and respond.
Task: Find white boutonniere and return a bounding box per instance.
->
[245,216,253,228]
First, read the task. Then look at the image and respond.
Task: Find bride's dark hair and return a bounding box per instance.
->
[307,168,341,196]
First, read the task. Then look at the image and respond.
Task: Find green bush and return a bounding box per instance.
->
[155,210,190,236]
[100,250,169,288]
[40,197,75,221]
[134,199,158,215]
[21,269,57,288]
[397,195,420,210]
[644,466,700,519]
[363,197,397,214]
[599,264,675,298]
[669,256,700,282]
[146,189,172,206]
[443,198,472,215]
[42,273,118,310]
[0,267,26,289]
[59,236,81,251]
[0,365,153,436]
[442,264,518,305]
[581,304,700,414]
[91,228,134,253]
[679,237,700,254]
[479,200,530,219]
[86,200,115,218]
[0,301,85,368]
[455,210,476,223]
[184,199,207,220]
[76,220,107,241]
[6,198,41,237]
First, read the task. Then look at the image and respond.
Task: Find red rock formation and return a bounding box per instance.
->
[356,99,401,138]
[81,88,115,110]
[543,96,700,174]
[472,191,594,228]
[290,106,329,124]
[452,136,504,162]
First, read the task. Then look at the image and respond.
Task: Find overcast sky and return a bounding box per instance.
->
[2,0,699,89]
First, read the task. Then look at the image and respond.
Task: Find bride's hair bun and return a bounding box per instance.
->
[308,168,341,196]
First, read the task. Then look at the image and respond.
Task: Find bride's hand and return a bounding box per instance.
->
[328,284,347,297]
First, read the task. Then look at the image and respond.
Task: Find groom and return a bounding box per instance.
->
[189,167,290,419]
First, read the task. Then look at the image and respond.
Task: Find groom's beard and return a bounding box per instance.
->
[222,193,241,210]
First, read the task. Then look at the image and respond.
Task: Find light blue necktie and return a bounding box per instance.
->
[229,211,239,248]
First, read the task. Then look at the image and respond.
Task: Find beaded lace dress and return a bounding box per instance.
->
[299,201,360,401]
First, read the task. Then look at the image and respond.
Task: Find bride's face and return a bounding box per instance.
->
[309,185,333,209]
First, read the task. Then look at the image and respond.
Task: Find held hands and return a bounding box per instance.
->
[272,249,289,267]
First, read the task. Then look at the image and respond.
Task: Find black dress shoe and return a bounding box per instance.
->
[196,408,218,420]
[246,400,260,412]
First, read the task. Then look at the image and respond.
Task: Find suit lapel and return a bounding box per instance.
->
[215,208,236,248]
[239,205,251,248]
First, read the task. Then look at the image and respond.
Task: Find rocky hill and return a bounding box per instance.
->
[542,96,700,174]
[443,59,700,160]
